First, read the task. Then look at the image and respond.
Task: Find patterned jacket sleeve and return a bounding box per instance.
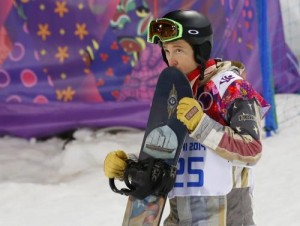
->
[190,97,264,166]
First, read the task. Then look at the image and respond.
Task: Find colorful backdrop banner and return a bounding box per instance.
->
[0,0,299,138]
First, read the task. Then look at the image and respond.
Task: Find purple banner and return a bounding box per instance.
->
[0,0,299,138]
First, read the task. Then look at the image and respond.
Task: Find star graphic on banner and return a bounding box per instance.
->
[74,23,88,40]
[56,89,64,100]
[56,86,75,102]
[63,86,75,101]
[54,1,69,18]
[37,23,51,41]
[55,46,69,63]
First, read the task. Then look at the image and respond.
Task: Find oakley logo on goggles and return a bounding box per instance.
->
[147,18,183,44]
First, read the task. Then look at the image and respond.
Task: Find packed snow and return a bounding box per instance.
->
[0,94,299,226]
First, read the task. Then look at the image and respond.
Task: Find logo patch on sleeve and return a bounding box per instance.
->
[212,71,242,98]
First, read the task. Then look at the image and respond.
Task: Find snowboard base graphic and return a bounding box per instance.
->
[121,67,193,226]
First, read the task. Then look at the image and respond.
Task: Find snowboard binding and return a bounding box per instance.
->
[109,158,177,200]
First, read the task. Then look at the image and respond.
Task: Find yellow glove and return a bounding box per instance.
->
[104,150,128,180]
[177,97,204,132]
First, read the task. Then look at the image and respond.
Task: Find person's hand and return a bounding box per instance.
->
[177,97,204,132]
[104,150,128,180]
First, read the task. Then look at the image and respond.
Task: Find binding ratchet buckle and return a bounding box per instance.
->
[109,158,177,200]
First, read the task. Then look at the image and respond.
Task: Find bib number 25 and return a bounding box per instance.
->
[174,157,204,188]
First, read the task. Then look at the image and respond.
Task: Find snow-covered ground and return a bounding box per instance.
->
[0,94,299,226]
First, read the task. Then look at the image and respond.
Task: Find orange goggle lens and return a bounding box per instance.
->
[147,18,183,43]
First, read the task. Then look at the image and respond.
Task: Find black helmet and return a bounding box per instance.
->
[148,10,213,65]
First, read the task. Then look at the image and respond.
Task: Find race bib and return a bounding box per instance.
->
[168,138,233,198]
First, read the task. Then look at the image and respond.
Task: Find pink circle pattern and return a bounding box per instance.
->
[20,69,38,88]
[33,95,49,103]
[0,69,11,88]
[9,42,25,62]
[6,95,22,103]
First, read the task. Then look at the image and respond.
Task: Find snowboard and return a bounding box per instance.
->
[110,67,193,226]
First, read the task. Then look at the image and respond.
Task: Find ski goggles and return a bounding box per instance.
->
[147,18,183,44]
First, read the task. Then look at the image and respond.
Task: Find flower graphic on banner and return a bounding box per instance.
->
[55,46,69,63]
[56,86,76,102]
[54,1,69,18]
[74,23,89,40]
[37,24,51,41]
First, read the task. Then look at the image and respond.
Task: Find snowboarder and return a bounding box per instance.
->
[104,9,270,225]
